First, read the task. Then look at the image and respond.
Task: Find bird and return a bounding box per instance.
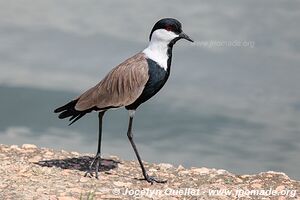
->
[54,18,193,184]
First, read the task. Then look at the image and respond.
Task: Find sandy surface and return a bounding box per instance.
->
[0,144,299,200]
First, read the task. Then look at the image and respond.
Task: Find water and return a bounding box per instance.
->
[0,0,300,180]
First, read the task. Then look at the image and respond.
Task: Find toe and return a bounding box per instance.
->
[144,175,167,184]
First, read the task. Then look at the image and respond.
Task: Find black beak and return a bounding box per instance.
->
[179,32,194,42]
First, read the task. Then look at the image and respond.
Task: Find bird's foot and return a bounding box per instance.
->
[84,153,101,179]
[143,173,167,184]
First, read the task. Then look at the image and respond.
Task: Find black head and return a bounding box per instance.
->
[149,18,193,43]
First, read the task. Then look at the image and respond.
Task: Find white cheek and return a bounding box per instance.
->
[151,29,178,42]
[143,29,178,71]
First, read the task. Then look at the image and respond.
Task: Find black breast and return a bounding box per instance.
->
[125,59,170,110]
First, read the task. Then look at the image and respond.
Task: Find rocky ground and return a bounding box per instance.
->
[0,144,299,200]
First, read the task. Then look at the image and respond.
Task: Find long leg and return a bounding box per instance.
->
[85,111,105,178]
[127,110,167,184]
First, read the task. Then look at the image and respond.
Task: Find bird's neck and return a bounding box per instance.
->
[143,40,173,72]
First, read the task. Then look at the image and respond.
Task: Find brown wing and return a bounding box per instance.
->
[74,53,149,111]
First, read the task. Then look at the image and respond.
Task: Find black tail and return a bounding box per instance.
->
[54,99,89,125]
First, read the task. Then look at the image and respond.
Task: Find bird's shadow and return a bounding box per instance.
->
[35,156,120,172]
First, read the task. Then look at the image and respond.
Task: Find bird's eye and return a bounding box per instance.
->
[165,25,173,31]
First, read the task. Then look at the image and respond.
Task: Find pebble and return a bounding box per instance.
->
[58,196,77,200]
[49,195,58,200]
[177,165,185,171]
[240,174,251,178]
[41,167,53,174]
[276,185,285,191]
[163,197,177,200]
[173,182,181,187]
[10,145,19,149]
[22,144,37,149]
[215,178,223,183]
[0,183,8,188]
[262,171,290,179]
[251,183,262,188]
[236,178,243,183]
[117,164,127,169]
[100,195,121,199]
[216,169,228,174]
[61,169,72,175]
[158,163,173,170]
[278,197,286,200]
[251,179,262,183]
[113,181,132,187]
[19,172,31,178]
[149,168,158,172]
[109,155,120,160]
[71,151,79,156]
[28,156,42,162]
[178,170,189,175]
[79,177,89,183]
[45,151,54,156]
[36,188,45,193]
[191,167,210,174]
[69,188,83,194]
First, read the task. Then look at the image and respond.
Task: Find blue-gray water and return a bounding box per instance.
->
[0,0,300,180]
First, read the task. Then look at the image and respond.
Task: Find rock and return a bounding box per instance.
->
[22,144,37,149]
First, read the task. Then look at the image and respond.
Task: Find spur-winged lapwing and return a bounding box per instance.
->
[54,18,193,184]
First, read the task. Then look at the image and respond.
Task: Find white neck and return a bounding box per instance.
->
[142,29,178,71]
[143,40,169,71]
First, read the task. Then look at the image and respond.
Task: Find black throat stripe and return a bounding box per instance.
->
[125,58,170,110]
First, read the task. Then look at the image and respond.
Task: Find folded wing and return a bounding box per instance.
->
[75,53,149,111]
